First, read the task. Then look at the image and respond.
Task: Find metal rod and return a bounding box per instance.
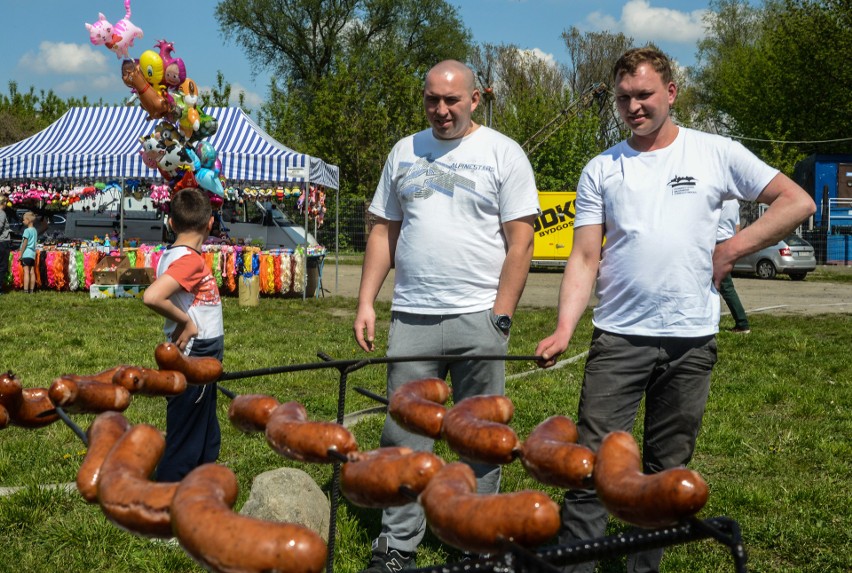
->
[54,407,89,447]
[218,354,542,382]
[353,386,389,406]
[216,384,237,400]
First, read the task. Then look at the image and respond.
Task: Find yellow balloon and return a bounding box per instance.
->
[139,50,164,90]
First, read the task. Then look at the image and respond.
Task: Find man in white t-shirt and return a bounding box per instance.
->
[354,59,540,572]
[535,47,814,573]
[717,199,751,333]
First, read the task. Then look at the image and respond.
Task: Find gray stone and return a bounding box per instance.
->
[239,467,330,542]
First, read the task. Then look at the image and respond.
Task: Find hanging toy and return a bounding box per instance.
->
[84,0,143,59]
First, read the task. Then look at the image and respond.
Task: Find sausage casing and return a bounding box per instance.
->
[341,447,445,507]
[171,463,328,573]
[97,423,178,538]
[228,394,281,434]
[265,401,358,463]
[154,342,222,385]
[419,462,560,554]
[0,404,9,430]
[520,415,596,489]
[388,378,450,439]
[8,387,59,428]
[441,395,520,464]
[49,376,132,414]
[76,412,132,503]
[593,431,709,528]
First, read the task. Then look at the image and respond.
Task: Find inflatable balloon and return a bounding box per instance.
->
[122,59,173,120]
[157,141,191,178]
[139,50,165,94]
[185,143,225,198]
[139,135,164,169]
[84,0,143,59]
[176,78,201,138]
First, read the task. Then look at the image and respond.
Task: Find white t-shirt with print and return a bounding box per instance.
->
[574,127,778,337]
[716,199,740,242]
[369,126,540,314]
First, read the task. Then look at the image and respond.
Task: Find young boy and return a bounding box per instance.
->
[142,187,224,481]
[18,211,38,293]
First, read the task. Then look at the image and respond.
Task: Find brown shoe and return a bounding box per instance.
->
[729,327,751,334]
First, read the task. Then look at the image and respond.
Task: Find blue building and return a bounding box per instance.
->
[793,154,852,264]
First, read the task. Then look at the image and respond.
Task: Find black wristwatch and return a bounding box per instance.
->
[492,313,512,334]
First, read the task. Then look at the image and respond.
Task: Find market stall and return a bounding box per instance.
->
[0,106,339,297]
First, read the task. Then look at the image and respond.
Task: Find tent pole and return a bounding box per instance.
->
[119,177,125,256]
[335,188,339,295]
[303,177,310,301]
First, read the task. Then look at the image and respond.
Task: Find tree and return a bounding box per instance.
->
[217,0,472,197]
[693,0,852,164]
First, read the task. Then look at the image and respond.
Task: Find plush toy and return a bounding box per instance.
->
[85,0,143,59]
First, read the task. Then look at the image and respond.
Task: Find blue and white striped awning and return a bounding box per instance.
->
[0,106,339,189]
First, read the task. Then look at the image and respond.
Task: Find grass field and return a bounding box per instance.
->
[0,290,849,572]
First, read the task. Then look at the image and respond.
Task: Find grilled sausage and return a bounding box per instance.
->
[0,372,59,428]
[388,378,450,439]
[520,415,596,489]
[0,403,9,430]
[593,431,710,528]
[419,462,560,554]
[97,423,178,538]
[48,376,132,414]
[265,401,358,463]
[341,447,445,507]
[171,463,328,573]
[154,342,222,385]
[441,395,520,464]
[79,365,128,385]
[76,412,132,503]
[110,366,188,396]
[228,394,281,434]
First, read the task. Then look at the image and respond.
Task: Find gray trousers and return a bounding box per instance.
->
[379,309,509,552]
[561,329,717,573]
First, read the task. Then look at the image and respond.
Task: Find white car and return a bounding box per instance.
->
[733,234,816,280]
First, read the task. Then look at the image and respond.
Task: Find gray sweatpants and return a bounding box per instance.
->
[378,309,509,552]
[561,329,717,573]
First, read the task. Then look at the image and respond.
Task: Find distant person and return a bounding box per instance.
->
[717,199,750,333]
[535,47,815,572]
[18,212,38,293]
[142,188,224,482]
[0,193,10,293]
[353,59,539,572]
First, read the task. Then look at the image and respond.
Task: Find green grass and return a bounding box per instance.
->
[0,291,850,572]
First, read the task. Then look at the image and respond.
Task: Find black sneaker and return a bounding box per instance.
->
[362,537,416,573]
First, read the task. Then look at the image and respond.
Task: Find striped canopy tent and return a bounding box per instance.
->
[0,106,339,189]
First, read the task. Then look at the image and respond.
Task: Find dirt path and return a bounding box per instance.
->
[320,264,852,316]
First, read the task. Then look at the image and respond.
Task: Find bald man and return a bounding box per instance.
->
[353,60,540,571]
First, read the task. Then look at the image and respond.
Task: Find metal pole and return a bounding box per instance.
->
[119,177,125,256]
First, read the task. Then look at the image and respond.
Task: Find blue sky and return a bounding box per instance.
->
[0,0,739,111]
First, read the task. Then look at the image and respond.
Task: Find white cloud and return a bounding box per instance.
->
[585,1,708,44]
[197,82,265,109]
[518,48,558,67]
[18,41,110,76]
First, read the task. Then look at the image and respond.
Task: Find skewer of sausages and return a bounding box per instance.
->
[419,462,560,554]
[265,401,358,463]
[0,371,59,428]
[112,366,188,396]
[171,463,328,573]
[228,394,281,433]
[341,447,445,507]
[388,378,450,439]
[520,415,596,489]
[97,423,178,538]
[593,431,710,529]
[48,376,132,414]
[154,342,222,385]
[76,412,132,503]
[0,403,9,430]
[77,365,129,385]
[441,395,520,464]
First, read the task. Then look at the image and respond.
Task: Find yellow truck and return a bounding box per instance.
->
[532,191,577,268]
